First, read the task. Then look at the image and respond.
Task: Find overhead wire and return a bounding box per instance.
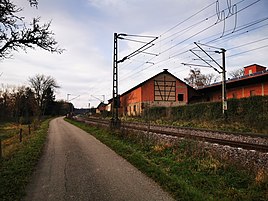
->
[227,44,268,58]
[119,0,259,81]
[92,0,267,99]
[118,1,221,71]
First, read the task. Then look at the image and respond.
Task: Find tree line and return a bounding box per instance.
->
[0,74,72,123]
[1,0,68,123]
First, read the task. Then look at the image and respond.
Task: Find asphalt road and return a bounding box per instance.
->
[24,117,175,201]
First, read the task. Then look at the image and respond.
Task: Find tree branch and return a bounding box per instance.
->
[0,0,63,60]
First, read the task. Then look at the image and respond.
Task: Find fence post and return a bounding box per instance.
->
[0,139,2,159]
[19,128,22,142]
[28,124,31,135]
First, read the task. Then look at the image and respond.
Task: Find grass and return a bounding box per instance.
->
[0,119,51,201]
[66,118,268,201]
[0,122,22,140]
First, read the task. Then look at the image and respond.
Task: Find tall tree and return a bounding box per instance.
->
[0,86,12,120]
[19,87,38,122]
[42,86,55,115]
[28,74,59,116]
[184,68,219,88]
[0,0,63,60]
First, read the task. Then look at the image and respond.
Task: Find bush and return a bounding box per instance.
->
[146,96,268,133]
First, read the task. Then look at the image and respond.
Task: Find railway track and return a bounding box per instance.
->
[74,117,268,153]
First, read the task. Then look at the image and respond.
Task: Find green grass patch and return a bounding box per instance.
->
[66,118,268,201]
[0,119,51,201]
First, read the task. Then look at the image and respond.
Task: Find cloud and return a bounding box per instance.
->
[3,0,268,108]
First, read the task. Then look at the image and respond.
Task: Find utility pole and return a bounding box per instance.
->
[91,95,105,103]
[111,33,158,129]
[67,93,71,102]
[182,42,227,117]
[216,49,227,117]
[67,94,80,115]
[111,33,122,129]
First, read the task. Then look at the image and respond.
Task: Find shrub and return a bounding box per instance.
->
[146,96,268,133]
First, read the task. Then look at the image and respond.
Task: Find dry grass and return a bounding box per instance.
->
[0,123,32,159]
[0,119,50,201]
[255,169,268,184]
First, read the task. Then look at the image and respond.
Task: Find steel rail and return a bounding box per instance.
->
[74,117,268,153]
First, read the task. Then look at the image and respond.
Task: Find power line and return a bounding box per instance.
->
[115,0,267,98]
[227,44,268,58]
[160,1,216,36]
[227,37,268,50]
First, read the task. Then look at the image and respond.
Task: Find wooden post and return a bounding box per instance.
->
[28,124,31,135]
[0,139,2,159]
[19,128,22,142]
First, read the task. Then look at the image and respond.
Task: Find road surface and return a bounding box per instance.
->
[24,117,175,201]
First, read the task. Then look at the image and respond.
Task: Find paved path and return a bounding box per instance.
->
[24,117,175,201]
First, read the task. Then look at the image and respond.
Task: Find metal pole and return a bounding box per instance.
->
[112,33,120,128]
[221,49,227,116]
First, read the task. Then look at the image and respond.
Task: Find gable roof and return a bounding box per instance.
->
[96,102,107,109]
[120,69,195,97]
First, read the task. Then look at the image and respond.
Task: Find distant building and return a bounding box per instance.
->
[105,64,267,117]
[96,102,107,114]
[119,69,198,116]
[197,64,268,101]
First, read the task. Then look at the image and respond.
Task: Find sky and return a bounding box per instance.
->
[1,0,268,108]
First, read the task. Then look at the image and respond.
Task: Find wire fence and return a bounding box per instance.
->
[0,124,32,160]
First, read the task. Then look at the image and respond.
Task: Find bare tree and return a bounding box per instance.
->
[203,73,220,85]
[28,74,59,115]
[184,68,203,88]
[0,0,63,60]
[228,68,244,78]
[184,68,219,88]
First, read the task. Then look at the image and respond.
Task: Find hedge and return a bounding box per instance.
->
[145,96,268,133]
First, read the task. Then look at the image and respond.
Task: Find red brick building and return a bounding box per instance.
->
[119,69,198,116]
[197,64,268,101]
[107,64,267,116]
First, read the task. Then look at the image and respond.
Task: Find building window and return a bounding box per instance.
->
[133,105,136,112]
[178,94,184,101]
[250,90,255,96]
[249,69,253,74]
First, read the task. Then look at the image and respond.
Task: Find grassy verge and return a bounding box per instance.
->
[66,118,268,201]
[0,119,51,201]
